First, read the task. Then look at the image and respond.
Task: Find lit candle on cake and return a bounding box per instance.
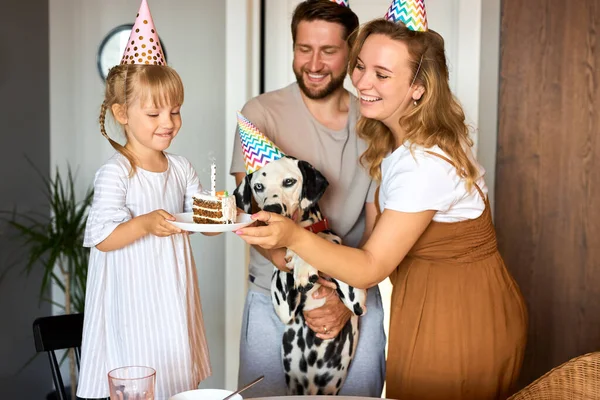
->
[210,162,216,196]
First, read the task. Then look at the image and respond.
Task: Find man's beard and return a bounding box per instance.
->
[294,67,346,100]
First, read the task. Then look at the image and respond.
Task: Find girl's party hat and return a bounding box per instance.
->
[237,112,285,174]
[120,0,166,65]
[331,0,350,6]
[384,0,428,32]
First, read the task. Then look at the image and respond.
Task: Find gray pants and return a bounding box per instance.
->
[238,286,386,397]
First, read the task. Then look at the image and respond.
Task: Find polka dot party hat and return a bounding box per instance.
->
[120,0,166,65]
[384,0,428,32]
[237,111,285,175]
[331,0,350,6]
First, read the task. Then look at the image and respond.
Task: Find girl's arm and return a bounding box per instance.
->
[237,208,435,289]
[96,210,181,252]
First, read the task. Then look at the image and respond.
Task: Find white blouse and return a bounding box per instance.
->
[77,152,211,400]
[379,144,488,222]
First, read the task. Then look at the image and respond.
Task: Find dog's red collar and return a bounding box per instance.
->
[304,218,330,234]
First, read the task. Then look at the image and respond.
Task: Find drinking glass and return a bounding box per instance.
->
[108,366,156,400]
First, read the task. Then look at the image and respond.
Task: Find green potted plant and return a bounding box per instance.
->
[1,162,93,400]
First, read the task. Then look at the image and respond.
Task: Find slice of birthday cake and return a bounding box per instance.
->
[192,190,237,224]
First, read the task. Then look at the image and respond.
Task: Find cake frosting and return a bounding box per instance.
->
[192,190,237,224]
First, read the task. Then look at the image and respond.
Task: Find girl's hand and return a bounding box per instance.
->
[235,211,299,249]
[141,209,182,237]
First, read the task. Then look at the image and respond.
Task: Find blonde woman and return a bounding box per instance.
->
[236,17,528,400]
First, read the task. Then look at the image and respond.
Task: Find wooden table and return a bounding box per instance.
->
[248,397,387,400]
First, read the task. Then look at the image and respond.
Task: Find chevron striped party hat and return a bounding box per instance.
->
[237,112,285,174]
[384,0,428,32]
[331,0,350,6]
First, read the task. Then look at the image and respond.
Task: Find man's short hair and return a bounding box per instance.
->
[291,0,360,47]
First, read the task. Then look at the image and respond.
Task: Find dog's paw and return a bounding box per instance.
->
[294,260,319,293]
[284,249,297,271]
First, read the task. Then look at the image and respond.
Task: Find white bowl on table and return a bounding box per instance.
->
[170,388,242,400]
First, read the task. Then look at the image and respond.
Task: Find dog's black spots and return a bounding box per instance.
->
[323,341,336,363]
[263,203,283,214]
[309,275,319,284]
[317,389,325,395]
[295,381,304,395]
[299,356,308,373]
[303,377,309,389]
[298,283,313,293]
[274,292,280,306]
[273,194,278,198]
[314,372,334,388]
[282,203,287,213]
[233,174,254,213]
[307,350,318,367]
[301,209,311,221]
[276,275,286,302]
[353,302,363,316]
[283,328,295,356]
[317,359,324,369]
[332,238,341,244]
[294,317,300,324]
[306,327,315,348]
[287,287,298,311]
[285,374,290,386]
[298,160,329,206]
[296,328,306,352]
[327,354,342,370]
[286,272,294,288]
[336,286,345,300]
[346,323,354,358]
[336,378,343,388]
[348,286,356,302]
[283,358,291,372]
[262,172,266,176]
[314,336,323,347]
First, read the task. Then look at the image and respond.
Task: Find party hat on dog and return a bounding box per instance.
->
[120,0,166,65]
[331,0,350,6]
[384,0,428,32]
[237,112,285,175]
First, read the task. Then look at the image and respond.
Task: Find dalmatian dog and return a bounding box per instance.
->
[234,156,367,395]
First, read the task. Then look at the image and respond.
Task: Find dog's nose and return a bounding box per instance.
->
[263,203,283,215]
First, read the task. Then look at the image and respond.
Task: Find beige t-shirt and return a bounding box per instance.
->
[230,83,376,294]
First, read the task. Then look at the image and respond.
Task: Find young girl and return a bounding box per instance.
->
[236,1,528,399]
[76,62,213,399]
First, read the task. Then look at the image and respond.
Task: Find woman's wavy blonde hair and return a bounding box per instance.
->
[99,64,184,176]
[348,19,478,188]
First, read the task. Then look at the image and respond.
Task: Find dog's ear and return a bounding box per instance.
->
[233,173,254,214]
[297,160,329,209]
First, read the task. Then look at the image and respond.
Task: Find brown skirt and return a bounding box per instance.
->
[385,201,528,400]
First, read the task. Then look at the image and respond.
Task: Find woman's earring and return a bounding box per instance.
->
[413,100,418,106]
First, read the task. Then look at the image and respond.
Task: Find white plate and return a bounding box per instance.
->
[170,388,242,400]
[168,213,253,233]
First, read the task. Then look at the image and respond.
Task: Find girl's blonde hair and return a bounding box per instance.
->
[348,19,478,188]
[100,64,184,176]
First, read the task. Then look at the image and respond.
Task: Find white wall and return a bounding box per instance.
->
[223,0,261,390]
[477,0,501,215]
[50,0,228,389]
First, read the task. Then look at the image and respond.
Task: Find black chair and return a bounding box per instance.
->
[33,313,84,400]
